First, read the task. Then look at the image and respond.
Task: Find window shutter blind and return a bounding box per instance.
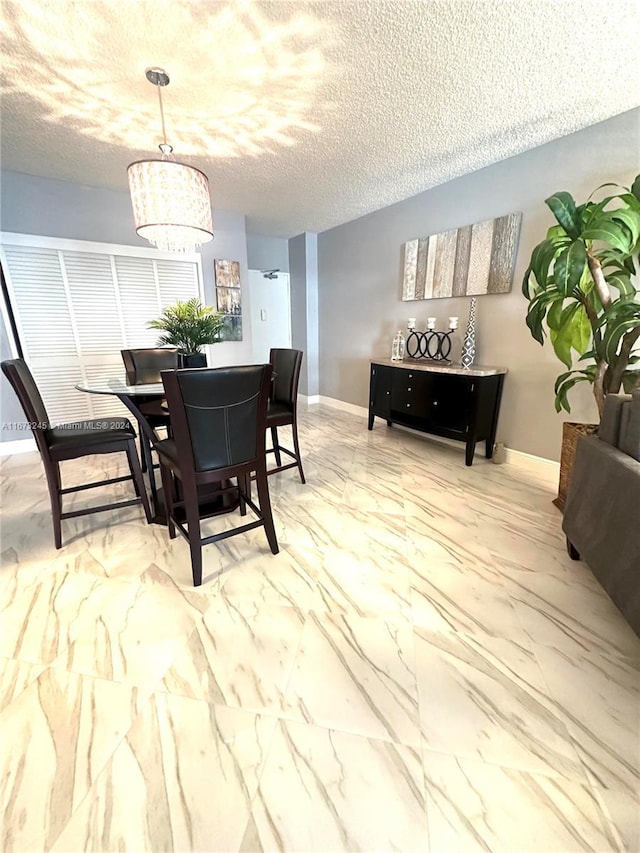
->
[1,236,202,425]
[64,252,124,355]
[156,259,199,306]
[113,255,161,348]
[2,245,92,423]
[4,246,77,361]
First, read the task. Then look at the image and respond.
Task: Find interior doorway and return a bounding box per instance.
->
[248,270,292,362]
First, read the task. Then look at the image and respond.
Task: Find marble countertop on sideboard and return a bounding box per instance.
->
[371,359,508,377]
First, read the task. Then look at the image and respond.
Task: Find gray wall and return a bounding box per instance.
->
[246,232,290,273]
[305,233,319,397]
[318,108,640,461]
[0,170,252,440]
[288,233,309,393]
[288,232,319,396]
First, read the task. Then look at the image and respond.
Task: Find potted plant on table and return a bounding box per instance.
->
[149,297,224,368]
[522,173,640,508]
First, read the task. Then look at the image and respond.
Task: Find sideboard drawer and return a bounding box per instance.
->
[391,370,431,417]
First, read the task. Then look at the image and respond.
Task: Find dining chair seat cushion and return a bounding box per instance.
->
[138,399,171,422]
[48,417,136,449]
[266,401,293,420]
[154,437,178,465]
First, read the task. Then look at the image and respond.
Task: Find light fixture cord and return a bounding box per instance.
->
[156,83,168,149]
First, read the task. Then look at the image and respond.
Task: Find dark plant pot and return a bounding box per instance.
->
[179,352,207,369]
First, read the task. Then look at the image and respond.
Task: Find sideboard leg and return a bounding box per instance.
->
[465,440,476,466]
[386,419,393,427]
[368,412,374,430]
[485,439,493,458]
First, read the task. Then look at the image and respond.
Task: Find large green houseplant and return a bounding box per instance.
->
[149,297,223,366]
[523,174,640,418]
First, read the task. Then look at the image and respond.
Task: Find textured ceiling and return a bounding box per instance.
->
[1,0,639,237]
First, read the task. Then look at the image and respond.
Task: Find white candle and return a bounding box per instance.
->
[407,318,416,329]
[427,317,436,330]
[449,317,458,330]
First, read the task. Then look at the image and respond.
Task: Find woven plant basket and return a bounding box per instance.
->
[553,421,598,512]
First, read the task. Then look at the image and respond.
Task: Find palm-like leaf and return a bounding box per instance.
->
[149,298,224,353]
[523,173,640,418]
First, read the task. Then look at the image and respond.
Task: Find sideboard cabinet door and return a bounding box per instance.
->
[368,364,393,427]
[426,375,473,434]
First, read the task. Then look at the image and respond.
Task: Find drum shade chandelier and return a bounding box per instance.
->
[127,68,213,253]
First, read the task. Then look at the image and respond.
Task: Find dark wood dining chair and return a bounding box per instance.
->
[1,358,151,549]
[266,348,306,483]
[121,348,178,471]
[155,364,279,586]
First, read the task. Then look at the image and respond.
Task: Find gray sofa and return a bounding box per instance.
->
[563,391,640,636]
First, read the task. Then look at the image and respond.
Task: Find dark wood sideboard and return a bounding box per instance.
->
[368,360,507,465]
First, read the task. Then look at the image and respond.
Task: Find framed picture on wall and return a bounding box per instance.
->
[214,259,243,341]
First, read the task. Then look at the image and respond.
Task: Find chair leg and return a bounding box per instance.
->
[126,439,152,523]
[141,434,157,501]
[238,474,247,516]
[183,481,203,586]
[139,431,147,473]
[255,462,279,555]
[159,463,177,539]
[45,461,63,549]
[291,420,306,484]
[270,426,281,466]
[129,453,142,498]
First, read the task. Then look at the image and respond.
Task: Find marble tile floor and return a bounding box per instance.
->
[1,403,638,852]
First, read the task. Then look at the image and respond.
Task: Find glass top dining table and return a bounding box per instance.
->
[75,373,238,525]
[75,376,165,396]
[77,375,169,522]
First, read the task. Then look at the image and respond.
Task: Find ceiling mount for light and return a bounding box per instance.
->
[145,67,169,88]
[127,67,214,253]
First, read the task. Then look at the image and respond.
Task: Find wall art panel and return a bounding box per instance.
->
[401,212,522,301]
[214,259,243,341]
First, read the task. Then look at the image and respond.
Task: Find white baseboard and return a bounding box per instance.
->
[0,438,37,457]
[304,394,558,478]
[504,446,560,477]
[318,395,368,418]
[299,394,367,417]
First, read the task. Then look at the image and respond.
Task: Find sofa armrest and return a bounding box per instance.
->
[562,435,640,635]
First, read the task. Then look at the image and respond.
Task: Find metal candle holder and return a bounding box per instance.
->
[405,327,455,362]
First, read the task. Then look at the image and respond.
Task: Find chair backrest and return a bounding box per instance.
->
[269,349,303,411]
[161,364,272,473]
[1,358,51,454]
[121,348,179,385]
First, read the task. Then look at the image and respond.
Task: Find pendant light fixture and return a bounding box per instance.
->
[128,68,213,253]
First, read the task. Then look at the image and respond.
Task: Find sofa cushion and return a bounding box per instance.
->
[598,393,629,447]
[618,390,640,461]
